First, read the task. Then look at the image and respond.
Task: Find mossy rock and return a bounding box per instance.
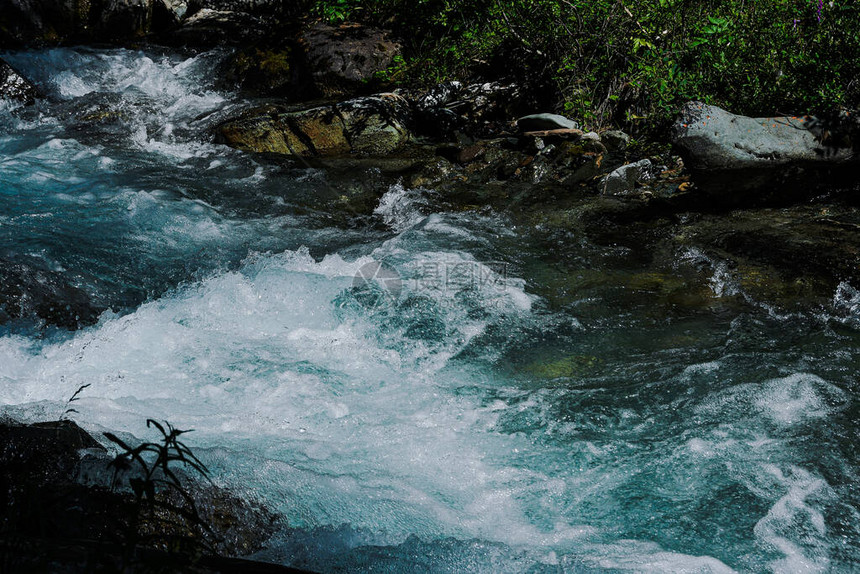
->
[523,354,603,380]
[217,94,411,158]
[221,47,297,96]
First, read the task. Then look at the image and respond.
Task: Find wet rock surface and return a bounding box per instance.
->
[602,159,654,195]
[89,0,155,41]
[0,57,38,103]
[0,258,101,330]
[0,0,159,45]
[0,0,89,45]
[217,93,411,157]
[410,81,524,139]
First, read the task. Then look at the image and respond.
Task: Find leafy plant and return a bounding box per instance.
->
[309,0,860,133]
[60,382,90,421]
[104,419,214,565]
[312,0,360,23]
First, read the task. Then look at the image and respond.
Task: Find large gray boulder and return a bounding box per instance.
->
[673,101,856,169]
[0,58,37,104]
[217,93,411,157]
[672,101,859,194]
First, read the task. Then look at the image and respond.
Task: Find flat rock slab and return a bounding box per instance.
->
[522,128,584,138]
[517,113,579,132]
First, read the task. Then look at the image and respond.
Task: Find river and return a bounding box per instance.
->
[0,47,857,573]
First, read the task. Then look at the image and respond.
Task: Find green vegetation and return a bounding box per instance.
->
[311,0,860,131]
[105,419,214,563]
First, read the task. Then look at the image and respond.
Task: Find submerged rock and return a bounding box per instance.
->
[0,258,101,329]
[0,58,38,104]
[217,93,411,157]
[678,204,860,296]
[672,101,859,194]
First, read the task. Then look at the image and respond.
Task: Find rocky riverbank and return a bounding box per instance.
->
[2,34,859,331]
[0,22,858,569]
[0,418,312,573]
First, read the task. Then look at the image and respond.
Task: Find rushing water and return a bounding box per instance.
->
[0,48,858,573]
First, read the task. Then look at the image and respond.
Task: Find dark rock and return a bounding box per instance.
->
[516,139,604,185]
[152,0,187,28]
[415,81,463,110]
[170,8,268,45]
[186,0,286,17]
[517,128,592,158]
[0,0,158,45]
[217,93,411,157]
[601,129,631,152]
[672,101,860,195]
[0,58,38,104]
[220,46,298,97]
[0,258,101,329]
[300,22,400,98]
[0,419,306,573]
[457,144,486,164]
[413,81,522,139]
[0,420,105,485]
[89,0,154,40]
[0,0,89,45]
[412,106,467,140]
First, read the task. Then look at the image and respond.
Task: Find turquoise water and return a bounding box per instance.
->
[0,48,858,573]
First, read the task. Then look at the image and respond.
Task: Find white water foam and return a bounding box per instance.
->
[691,372,849,572]
[0,242,741,571]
